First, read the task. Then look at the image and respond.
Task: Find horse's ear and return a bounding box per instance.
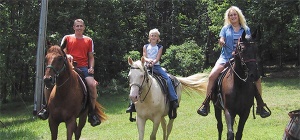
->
[128,56,133,65]
[251,25,261,41]
[241,30,246,42]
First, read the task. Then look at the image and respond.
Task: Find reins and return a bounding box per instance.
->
[224,43,256,82]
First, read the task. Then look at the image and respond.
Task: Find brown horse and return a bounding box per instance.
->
[44,45,107,140]
[212,30,260,140]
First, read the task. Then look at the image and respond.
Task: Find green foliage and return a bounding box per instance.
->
[162,40,205,77]
[98,79,129,95]
[124,51,141,62]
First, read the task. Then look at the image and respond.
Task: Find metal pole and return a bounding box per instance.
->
[33,0,48,116]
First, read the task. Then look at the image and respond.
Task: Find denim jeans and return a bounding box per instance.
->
[152,65,178,101]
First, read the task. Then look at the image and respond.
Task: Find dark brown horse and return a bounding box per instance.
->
[44,45,107,140]
[212,30,259,140]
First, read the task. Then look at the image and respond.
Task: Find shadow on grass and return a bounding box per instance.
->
[0,111,41,140]
[0,127,40,140]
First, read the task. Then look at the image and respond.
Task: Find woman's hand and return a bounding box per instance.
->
[219,38,225,47]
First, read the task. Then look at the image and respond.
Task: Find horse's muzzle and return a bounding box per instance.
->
[44,76,55,88]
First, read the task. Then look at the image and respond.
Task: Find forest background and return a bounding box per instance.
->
[0,0,299,103]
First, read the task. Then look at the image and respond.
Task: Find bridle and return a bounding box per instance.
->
[228,42,257,82]
[45,55,69,88]
[129,66,152,102]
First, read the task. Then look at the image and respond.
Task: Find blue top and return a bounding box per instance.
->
[216,25,251,64]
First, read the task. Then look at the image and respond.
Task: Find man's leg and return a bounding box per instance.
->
[126,100,136,113]
[86,77,101,126]
[37,87,52,120]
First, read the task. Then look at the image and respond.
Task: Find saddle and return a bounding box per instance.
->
[147,68,180,97]
[148,68,180,119]
[213,60,233,110]
[72,61,89,113]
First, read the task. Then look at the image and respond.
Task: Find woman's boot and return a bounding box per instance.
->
[197,94,211,116]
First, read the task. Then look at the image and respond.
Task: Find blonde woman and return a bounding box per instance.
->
[197,6,270,118]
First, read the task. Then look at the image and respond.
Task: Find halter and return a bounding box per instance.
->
[45,55,69,87]
[226,42,256,82]
[129,66,152,102]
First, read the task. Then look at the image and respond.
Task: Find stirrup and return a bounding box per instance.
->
[126,103,136,113]
[168,107,177,119]
[37,108,49,120]
[256,104,271,118]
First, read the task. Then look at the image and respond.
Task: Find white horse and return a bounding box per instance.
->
[128,56,207,140]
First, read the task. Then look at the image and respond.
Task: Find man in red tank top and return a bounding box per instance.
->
[38,19,100,126]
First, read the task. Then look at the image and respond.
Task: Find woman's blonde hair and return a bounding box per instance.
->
[148,28,161,42]
[224,6,247,30]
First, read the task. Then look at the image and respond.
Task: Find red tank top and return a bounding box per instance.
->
[61,34,94,67]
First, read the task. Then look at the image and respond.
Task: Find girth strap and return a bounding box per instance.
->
[73,68,88,114]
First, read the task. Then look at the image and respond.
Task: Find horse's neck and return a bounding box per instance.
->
[140,76,156,101]
[232,59,248,83]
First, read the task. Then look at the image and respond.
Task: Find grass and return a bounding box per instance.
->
[0,77,299,140]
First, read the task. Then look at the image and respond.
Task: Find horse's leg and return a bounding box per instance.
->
[224,109,234,140]
[214,105,223,140]
[166,118,175,140]
[65,117,77,140]
[150,117,161,140]
[136,116,146,140]
[160,117,167,140]
[236,112,250,140]
[75,112,88,140]
[48,119,59,140]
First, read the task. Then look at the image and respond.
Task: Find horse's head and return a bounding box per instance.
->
[128,56,148,102]
[44,45,68,88]
[235,30,259,82]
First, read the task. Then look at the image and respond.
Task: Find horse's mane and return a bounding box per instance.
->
[47,45,63,55]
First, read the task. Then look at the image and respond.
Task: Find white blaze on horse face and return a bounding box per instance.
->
[129,85,139,102]
[128,69,144,102]
[44,56,55,79]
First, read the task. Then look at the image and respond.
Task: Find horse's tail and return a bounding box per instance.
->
[95,102,108,122]
[176,73,208,94]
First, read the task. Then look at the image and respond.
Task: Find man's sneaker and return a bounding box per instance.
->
[126,103,136,113]
[88,113,101,127]
[37,109,49,120]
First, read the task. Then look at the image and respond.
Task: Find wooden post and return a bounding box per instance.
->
[33,0,48,116]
